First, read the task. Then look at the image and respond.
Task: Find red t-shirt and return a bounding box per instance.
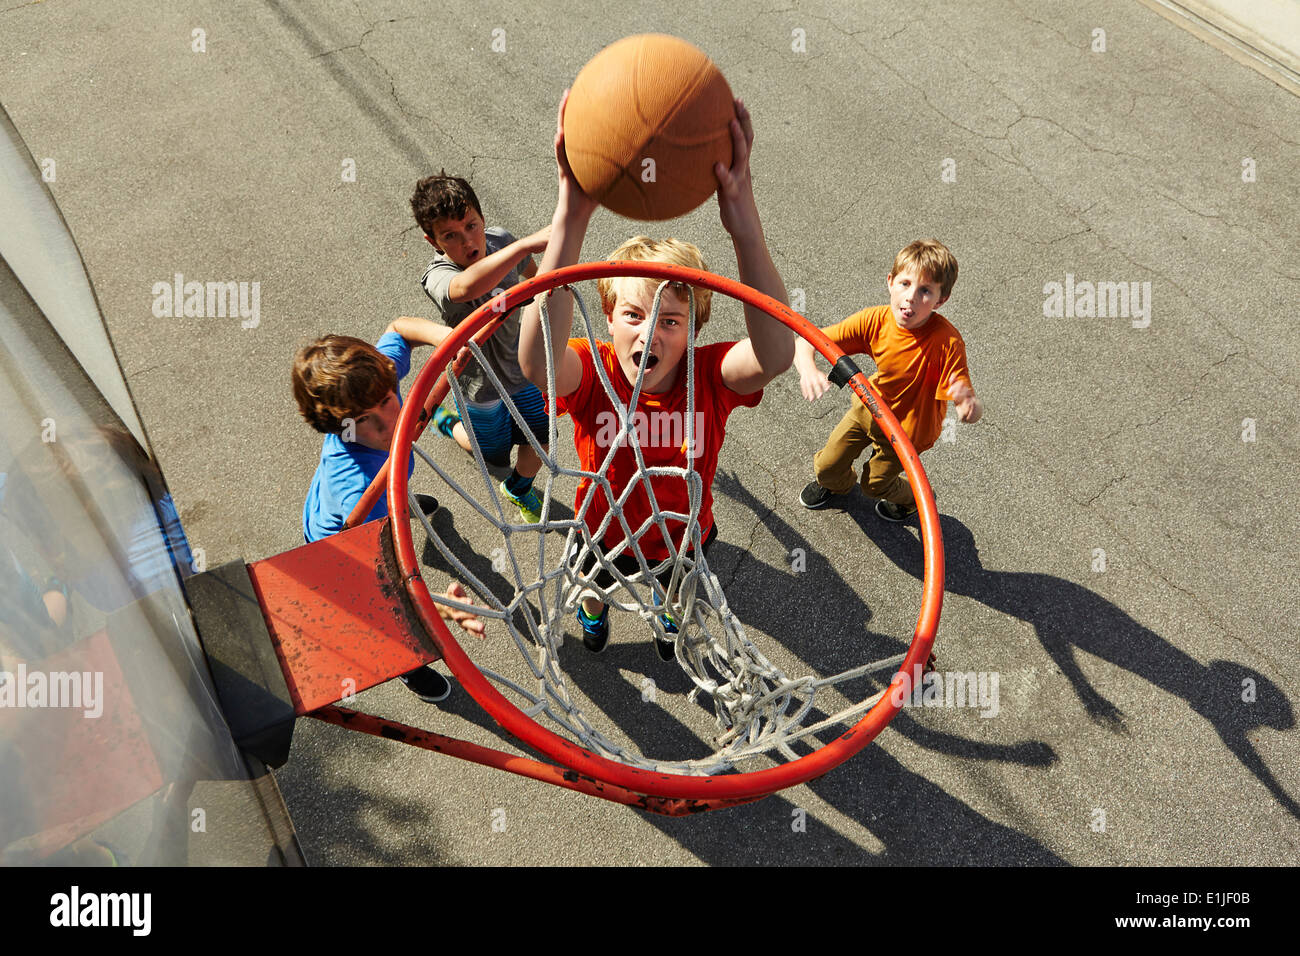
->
[556,339,762,561]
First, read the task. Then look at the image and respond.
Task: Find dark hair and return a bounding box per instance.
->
[410,171,483,238]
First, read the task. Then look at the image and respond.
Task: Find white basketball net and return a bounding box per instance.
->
[412,280,903,776]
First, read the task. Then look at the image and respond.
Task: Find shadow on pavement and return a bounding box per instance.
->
[852,508,1299,821]
[535,473,1066,864]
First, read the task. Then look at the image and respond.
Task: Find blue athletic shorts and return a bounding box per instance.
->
[457,384,549,467]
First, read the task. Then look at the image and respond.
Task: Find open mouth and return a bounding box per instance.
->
[632,350,660,371]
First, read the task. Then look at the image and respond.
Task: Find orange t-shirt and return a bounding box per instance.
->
[823,305,970,453]
[556,339,761,561]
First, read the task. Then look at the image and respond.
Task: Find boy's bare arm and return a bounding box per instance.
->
[794,338,831,401]
[385,316,455,348]
[716,101,795,396]
[519,90,598,397]
[795,313,876,401]
[447,227,551,303]
[947,372,983,423]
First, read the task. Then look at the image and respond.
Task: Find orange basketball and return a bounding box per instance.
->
[563,34,735,221]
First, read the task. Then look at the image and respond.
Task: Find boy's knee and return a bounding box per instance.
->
[813,448,858,493]
[511,419,549,452]
[863,468,911,503]
[477,428,513,466]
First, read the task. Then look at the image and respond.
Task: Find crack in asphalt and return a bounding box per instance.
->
[318,9,513,169]
[1096,350,1245,445]
[717,465,780,593]
[1081,472,1128,507]
[0,0,45,15]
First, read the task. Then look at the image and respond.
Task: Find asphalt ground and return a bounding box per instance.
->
[2,0,1297,866]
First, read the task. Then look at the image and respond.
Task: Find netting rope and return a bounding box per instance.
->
[407,278,910,776]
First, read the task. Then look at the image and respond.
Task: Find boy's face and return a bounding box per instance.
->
[348,391,401,451]
[426,208,487,268]
[605,279,692,394]
[887,266,948,331]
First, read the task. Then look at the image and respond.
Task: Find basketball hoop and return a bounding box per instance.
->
[382,261,944,806]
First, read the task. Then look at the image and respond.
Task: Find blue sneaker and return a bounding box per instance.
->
[500,479,542,524]
[654,598,678,662]
[576,604,609,653]
[433,405,460,439]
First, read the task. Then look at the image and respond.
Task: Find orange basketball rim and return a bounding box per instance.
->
[262,262,943,816]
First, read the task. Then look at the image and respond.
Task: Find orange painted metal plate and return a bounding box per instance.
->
[245,520,438,715]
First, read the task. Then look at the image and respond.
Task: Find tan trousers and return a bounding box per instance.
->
[812,402,916,506]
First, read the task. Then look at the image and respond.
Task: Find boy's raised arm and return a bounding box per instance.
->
[447,227,551,303]
[716,101,794,396]
[519,90,598,398]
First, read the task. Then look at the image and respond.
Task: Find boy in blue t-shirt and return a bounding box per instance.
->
[293,318,483,702]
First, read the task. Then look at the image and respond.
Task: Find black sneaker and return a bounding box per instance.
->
[400,666,451,702]
[874,499,917,523]
[412,493,439,518]
[799,481,835,509]
[577,605,610,653]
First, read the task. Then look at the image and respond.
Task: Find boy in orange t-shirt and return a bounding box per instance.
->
[796,239,982,521]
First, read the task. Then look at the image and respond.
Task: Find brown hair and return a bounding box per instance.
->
[598,236,713,330]
[891,239,959,299]
[291,336,397,434]
[410,171,483,239]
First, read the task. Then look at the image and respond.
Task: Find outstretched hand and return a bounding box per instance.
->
[553,89,599,221]
[715,99,761,241]
[948,372,983,423]
[439,581,486,638]
[800,365,832,402]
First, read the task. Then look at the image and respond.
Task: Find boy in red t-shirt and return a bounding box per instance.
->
[795,239,982,521]
[519,92,793,658]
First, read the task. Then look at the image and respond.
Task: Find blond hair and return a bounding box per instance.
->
[598,236,713,330]
[891,239,959,299]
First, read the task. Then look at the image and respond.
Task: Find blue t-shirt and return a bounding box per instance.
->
[302,332,414,542]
